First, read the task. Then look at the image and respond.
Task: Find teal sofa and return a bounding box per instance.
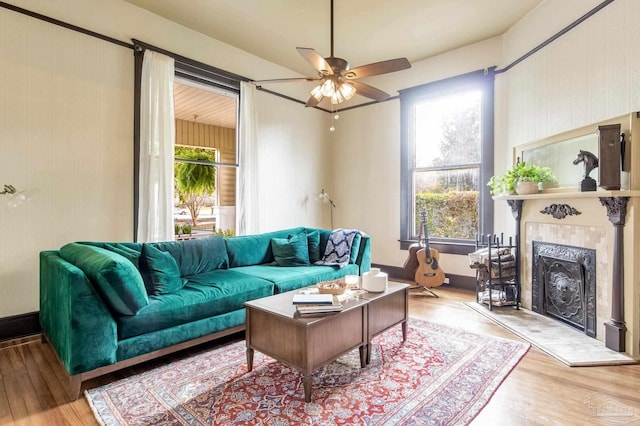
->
[39,227,370,399]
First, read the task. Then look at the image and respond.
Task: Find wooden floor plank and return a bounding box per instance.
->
[0,379,13,425]
[2,372,29,426]
[0,286,638,425]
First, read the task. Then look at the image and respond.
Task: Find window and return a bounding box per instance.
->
[133,41,245,241]
[399,69,494,252]
[173,78,238,238]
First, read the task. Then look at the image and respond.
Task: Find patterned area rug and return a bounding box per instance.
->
[86,318,529,425]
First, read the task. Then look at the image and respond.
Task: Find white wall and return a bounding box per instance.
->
[502,0,640,150]
[253,90,329,231]
[491,0,640,236]
[0,7,134,317]
[0,0,327,318]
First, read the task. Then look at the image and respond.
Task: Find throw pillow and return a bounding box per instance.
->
[141,243,187,295]
[271,233,310,267]
[305,230,321,263]
[288,230,321,263]
[318,228,359,268]
[60,243,148,316]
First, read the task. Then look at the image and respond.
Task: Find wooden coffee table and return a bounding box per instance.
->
[359,282,409,364]
[244,281,409,402]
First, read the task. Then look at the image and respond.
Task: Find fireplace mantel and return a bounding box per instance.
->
[493,189,640,201]
[493,191,637,354]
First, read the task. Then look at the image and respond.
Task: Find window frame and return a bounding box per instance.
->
[399,68,495,254]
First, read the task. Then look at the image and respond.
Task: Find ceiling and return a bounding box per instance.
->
[174,82,237,129]
[124,0,542,77]
[137,0,544,128]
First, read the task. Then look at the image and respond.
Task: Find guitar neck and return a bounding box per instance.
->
[419,211,433,261]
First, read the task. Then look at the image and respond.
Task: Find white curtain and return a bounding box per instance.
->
[237,81,259,235]
[137,50,175,242]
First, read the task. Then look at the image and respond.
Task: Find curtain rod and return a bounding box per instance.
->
[495,0,614,74]
[0,1,133,49]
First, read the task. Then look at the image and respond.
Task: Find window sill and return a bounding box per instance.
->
[399,240,476,255]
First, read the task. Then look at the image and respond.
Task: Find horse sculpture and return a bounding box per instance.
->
[573,150,599,179]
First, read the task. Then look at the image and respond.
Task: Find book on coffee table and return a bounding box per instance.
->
[292,293,334,305]
[296,302,343,315]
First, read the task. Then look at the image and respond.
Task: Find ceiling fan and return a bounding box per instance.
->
[255,0,411,107]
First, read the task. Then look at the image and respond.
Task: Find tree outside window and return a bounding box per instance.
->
[414,90,481,239]
[175,146,216,228]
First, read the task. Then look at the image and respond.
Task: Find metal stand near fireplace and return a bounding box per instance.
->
[470,233,520,311]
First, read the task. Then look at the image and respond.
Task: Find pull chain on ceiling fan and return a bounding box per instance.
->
[255,0,411,107]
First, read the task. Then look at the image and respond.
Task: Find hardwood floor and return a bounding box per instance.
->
[1,286,638,425]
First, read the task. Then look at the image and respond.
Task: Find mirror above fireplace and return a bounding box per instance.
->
[514,113,636,191]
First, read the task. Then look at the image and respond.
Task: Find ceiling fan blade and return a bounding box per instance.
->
[350,80,391,102]
[253,77,320,85]
[296,47,334,76]
[343,58,411,80]
[305,94,322,108]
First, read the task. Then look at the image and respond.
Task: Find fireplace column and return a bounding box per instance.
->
[599,196,629,352]
[507,200,523,306]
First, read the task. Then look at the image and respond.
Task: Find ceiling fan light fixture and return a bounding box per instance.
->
[320,79,336,97]
[310,84,324,101]
[330,90,345,105]
[339,82,356,100]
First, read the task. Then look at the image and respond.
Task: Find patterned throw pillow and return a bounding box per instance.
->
[318,228,359,268]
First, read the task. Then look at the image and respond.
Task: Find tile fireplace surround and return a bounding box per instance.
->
[494,190,640,359]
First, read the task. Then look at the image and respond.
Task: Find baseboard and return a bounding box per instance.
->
[371,263,476,291]
[0,311,40,342]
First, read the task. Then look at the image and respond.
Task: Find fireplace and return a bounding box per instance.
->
[531,241,596,337]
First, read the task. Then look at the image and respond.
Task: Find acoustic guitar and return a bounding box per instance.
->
[402,242,422,280]
[414,211,446,290]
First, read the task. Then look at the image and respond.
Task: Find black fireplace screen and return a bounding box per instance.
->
[532,241,596,337]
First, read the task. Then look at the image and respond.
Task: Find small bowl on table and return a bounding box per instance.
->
[316,280,347,295]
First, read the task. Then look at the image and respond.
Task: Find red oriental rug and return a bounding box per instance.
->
[86,318,528,425]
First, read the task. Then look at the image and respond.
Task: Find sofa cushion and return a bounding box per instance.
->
[60,243,148,316]
[141,243,187,294]
[232,263,359,294]
[271,232,310,267]
[292,229,320,263]
[225,227,304,267]
[150,235,229,277]
[117,270,274,339]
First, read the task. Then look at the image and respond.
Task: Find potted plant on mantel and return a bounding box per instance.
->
[487,161,557,195]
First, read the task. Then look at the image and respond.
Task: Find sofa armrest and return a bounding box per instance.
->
[355,235,371,275]
[40,251,118,375]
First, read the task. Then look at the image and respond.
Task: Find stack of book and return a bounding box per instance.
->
[292,293,343,316]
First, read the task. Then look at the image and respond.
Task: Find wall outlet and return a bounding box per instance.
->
[444,277,450,285]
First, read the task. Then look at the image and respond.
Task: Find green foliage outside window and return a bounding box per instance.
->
[175,146,216,226]
[415,191,478,240]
